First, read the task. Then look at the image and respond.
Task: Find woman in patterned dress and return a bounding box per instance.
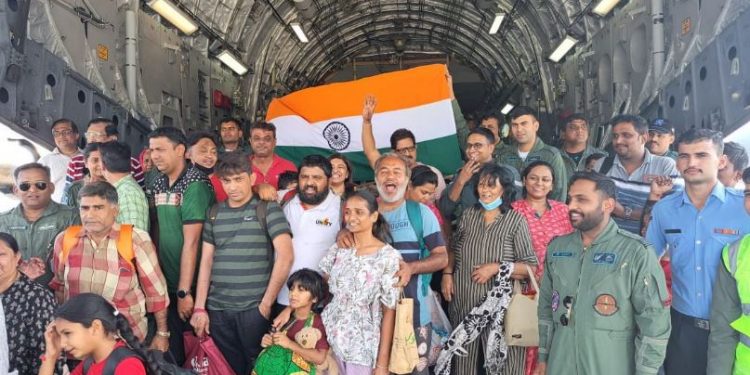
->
[0,232,57,375]
[510,161,574,375]
[319,191,401,375]
[448,164,538,375]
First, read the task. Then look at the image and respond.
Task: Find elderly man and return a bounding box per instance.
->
[339,153,448,375]
[50,181,169,348]
[0,163,78,279]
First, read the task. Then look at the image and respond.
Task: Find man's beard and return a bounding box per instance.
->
[299,185,329,205]
[376,181,408,203]
[570,207,605,232]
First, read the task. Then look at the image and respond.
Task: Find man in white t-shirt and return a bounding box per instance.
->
[38,119,82,203]
[277,155,341,307]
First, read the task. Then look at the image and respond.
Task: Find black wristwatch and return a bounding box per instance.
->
[177,289,190,299]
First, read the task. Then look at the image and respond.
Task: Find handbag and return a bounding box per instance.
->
[389,291,419,374]
[504,264,539,347]
[183,333,237,375]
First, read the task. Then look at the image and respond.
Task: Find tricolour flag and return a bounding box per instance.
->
[266,64,463,181]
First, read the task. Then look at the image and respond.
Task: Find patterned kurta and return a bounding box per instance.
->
[319,244,401,367]
[510,199,574,375]
[2,274,57,375]
[450,207,537,375]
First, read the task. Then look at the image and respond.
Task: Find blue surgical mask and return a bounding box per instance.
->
[480,197,503,211]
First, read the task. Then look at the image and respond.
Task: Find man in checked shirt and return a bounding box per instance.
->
[49,181,170,350]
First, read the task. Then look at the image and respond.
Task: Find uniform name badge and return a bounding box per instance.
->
[593,294,619,316]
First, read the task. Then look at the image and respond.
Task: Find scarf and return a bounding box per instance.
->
[435,261,515,375]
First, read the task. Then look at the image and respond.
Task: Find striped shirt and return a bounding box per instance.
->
[594,150,682,234]
[450,206,537,375]
[49,225,169,341]
[202,197,291,311]
[65,154,144,187]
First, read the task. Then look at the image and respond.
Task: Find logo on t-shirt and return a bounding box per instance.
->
[316,217,333,226]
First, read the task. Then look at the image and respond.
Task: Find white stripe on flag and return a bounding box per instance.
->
[270,99,456,152]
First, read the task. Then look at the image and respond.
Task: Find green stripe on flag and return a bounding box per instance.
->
[276,134,463,182]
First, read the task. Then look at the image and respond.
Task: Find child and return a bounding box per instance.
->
[408,165,445,225]
[254,269,331,374]
[38,293,153,375]
[584,152,606,172]
[278,171,299,203]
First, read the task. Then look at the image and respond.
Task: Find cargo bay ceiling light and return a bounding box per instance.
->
[501,103,515,115]
[290,22,309,43]
[147,0,199,35]
[489,13,505,34]
[549,35,579,62]
[217,50,248,75]
[592,0,623,17]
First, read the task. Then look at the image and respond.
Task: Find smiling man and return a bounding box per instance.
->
[276,155,341,309]
[646,129,750,374]
[594,115,681,234]
[536,172,670,375]
[0,163,78,280]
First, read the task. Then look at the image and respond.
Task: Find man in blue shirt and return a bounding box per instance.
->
[646,128,750,374]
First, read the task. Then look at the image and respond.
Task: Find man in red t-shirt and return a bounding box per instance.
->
[248,121,297,201]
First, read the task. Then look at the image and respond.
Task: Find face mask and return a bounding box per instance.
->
[194,162,214,175]
[480,197,503,211]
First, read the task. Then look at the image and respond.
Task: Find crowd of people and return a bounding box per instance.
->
[0,95,749,375]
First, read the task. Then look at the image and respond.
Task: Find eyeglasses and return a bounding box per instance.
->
[18,181,48,191]
[560,296,573,326]
[52,130,75,138]
[395,146,416,155]
[466,142,488,150]
[85,131,106,139]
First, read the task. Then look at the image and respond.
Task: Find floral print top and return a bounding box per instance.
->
[319,244,401,367]
[2,274,57,375]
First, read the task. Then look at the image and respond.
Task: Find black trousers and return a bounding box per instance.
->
[166,295,193,366]
[209,306,271,375]
[664,309,709,375]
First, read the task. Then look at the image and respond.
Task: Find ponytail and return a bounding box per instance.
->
[55,293,163,374]
[372,213,393,245]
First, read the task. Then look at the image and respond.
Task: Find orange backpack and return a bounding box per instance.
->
[61,224,135,269]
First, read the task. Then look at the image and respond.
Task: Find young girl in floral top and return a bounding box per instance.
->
[319,191,401,375]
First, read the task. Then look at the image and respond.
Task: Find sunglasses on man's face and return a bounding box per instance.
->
[18,181,48,192]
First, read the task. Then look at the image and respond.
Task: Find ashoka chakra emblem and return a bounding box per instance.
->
[323,121,351,151]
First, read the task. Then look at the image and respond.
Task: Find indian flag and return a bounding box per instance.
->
[266,64,463,181]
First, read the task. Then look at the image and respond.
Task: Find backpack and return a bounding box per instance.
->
[61,225,135,269]
[81,346,194,375]
[404,200,431,296]
[598,154,616,175]
[208,200,274,272]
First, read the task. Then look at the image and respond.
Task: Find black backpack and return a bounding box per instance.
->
[81,347,195,375]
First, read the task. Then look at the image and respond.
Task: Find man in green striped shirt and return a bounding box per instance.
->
[191,152,293,375]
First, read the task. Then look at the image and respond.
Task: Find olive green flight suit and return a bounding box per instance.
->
[538,219,671,375]
[0,202,79,259]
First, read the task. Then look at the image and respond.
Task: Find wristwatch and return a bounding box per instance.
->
[156,331,171,338]
[623,206,633,219]
[176,289,190,299]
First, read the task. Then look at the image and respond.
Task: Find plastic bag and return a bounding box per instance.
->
[183,333,237,375]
